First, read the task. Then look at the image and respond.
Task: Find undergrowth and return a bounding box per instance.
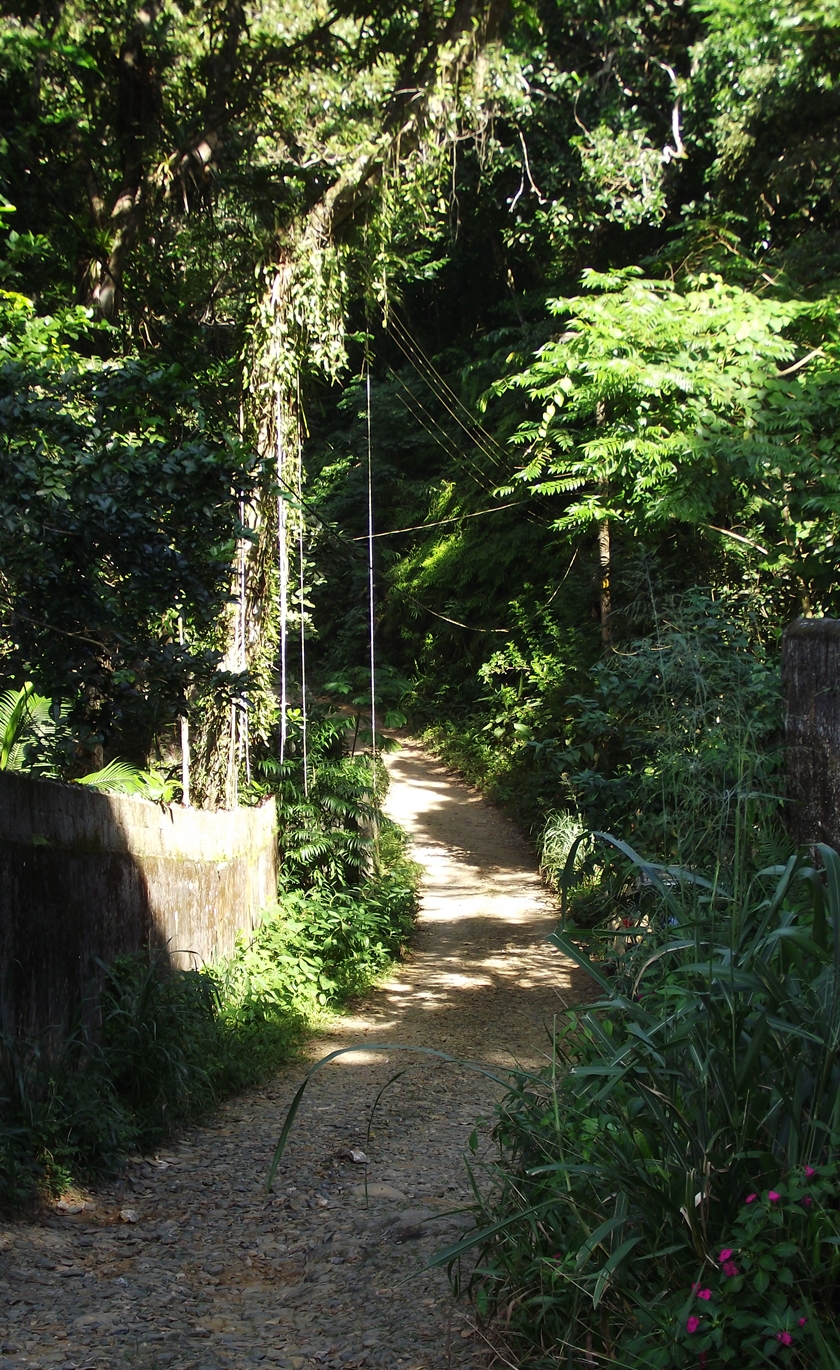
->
[418,588,784,861]
[0,821,418,1207]
[450,840,840,1368]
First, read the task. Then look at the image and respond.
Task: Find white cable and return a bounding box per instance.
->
[238,493,250,786]
[297,446,309,798]
[366,362,377,765]
[277,391,288,763]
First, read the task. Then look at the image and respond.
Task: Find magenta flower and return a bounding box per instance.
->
[719,1248,733,1262]
[768,1190,780,1202]
[696,1288,712,1301]
[804,1166,816,1178]
[776,1331,792,1346]
[798,1318,808,1327]
[745,1193,757,1204]
[722,1261,739,1278]
[686,1316,700,1334]
[802,1195,813,1208]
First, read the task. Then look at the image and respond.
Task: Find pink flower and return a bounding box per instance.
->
[798,1318,808,1327]
[719,1248,733,1262]
[802,1195,813,1208]
[768,1190,780,1202]
[699,1354,707,1367]
[686,1316,700,1335]
[722,1262,739,1278]
[776,1331,792,1346]
[804,1166,816,1178]
[745,1193,757,1204]
[696,1288,712,1300]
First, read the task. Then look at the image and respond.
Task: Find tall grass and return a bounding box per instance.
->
[451,839,840,1368]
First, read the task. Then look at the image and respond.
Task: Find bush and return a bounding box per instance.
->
[455,839,840,1368]
[417,588,785,887]
[0,825,418,1205]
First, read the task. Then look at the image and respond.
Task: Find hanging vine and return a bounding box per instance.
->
[190,0,511,805]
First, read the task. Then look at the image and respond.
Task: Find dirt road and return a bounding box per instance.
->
[0,742,579,1370]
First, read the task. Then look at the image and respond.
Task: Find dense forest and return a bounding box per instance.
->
[3,0,840,1364]
[4,0,840,830]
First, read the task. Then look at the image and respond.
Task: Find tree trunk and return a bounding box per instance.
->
[598,517,612,648]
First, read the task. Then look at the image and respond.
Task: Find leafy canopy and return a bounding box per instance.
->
[502,268,840,611]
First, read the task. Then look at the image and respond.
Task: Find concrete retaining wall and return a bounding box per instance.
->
[0,772,277,1039]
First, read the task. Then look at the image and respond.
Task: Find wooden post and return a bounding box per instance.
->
[781,617,840,849]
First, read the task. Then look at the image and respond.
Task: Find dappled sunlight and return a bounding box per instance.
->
[307,742,582,1081]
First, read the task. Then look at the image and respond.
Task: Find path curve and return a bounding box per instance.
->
[0,742,579,1370]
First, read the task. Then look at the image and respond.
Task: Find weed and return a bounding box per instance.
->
[455,839,840,1367]
[0,824,419,1205]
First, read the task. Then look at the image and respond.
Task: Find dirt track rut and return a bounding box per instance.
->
[0,741,578,1370]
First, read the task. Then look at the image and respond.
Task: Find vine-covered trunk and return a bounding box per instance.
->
[190,0,508,806]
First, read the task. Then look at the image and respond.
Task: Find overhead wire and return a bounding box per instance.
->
[296,413,309,797]
[390,376,499,497]
[277,395,289,764]
[387,325,508,479]
[387,310,510,475]
[351,500,524,540]
[20,172,529,640]
[384,321,551,529]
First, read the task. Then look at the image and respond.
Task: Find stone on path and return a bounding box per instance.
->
[0,741,580,1370]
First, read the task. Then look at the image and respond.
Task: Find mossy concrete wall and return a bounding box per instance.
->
[782,617,840,850]
[0,772,277,1038]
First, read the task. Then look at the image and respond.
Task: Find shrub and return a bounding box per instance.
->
[454,839,840,1368]
[0,825,418,1205]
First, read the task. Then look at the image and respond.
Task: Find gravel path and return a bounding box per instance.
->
[0,741,580,1370]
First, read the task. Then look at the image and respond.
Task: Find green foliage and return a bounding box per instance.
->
[219,824,418,1021]
[251,748,378,891]
[0,830,418,1204]
[502,270,840,612]
[0,680,181,797]
[417,585,783,879]
[456,841,840,1367]
[0,289,257,757]
[0,1027,136,1205]
[98,953,221,1148]
[75,760,181,803]
[0,682,68,775]
[536,588,784,870]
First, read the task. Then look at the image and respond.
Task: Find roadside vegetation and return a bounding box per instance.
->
[0,717,418,1207]
[450,842,840,1367]
[2,0,840,1360]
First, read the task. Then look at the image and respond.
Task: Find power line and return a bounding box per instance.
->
[387,310,511,474]
[350,500,524,540]
[391,378,499,497]
[387,318,506,475]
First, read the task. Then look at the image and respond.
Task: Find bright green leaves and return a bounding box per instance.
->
[504,269,840,610]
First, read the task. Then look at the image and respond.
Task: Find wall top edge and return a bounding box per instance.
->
[0,771,277,860]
